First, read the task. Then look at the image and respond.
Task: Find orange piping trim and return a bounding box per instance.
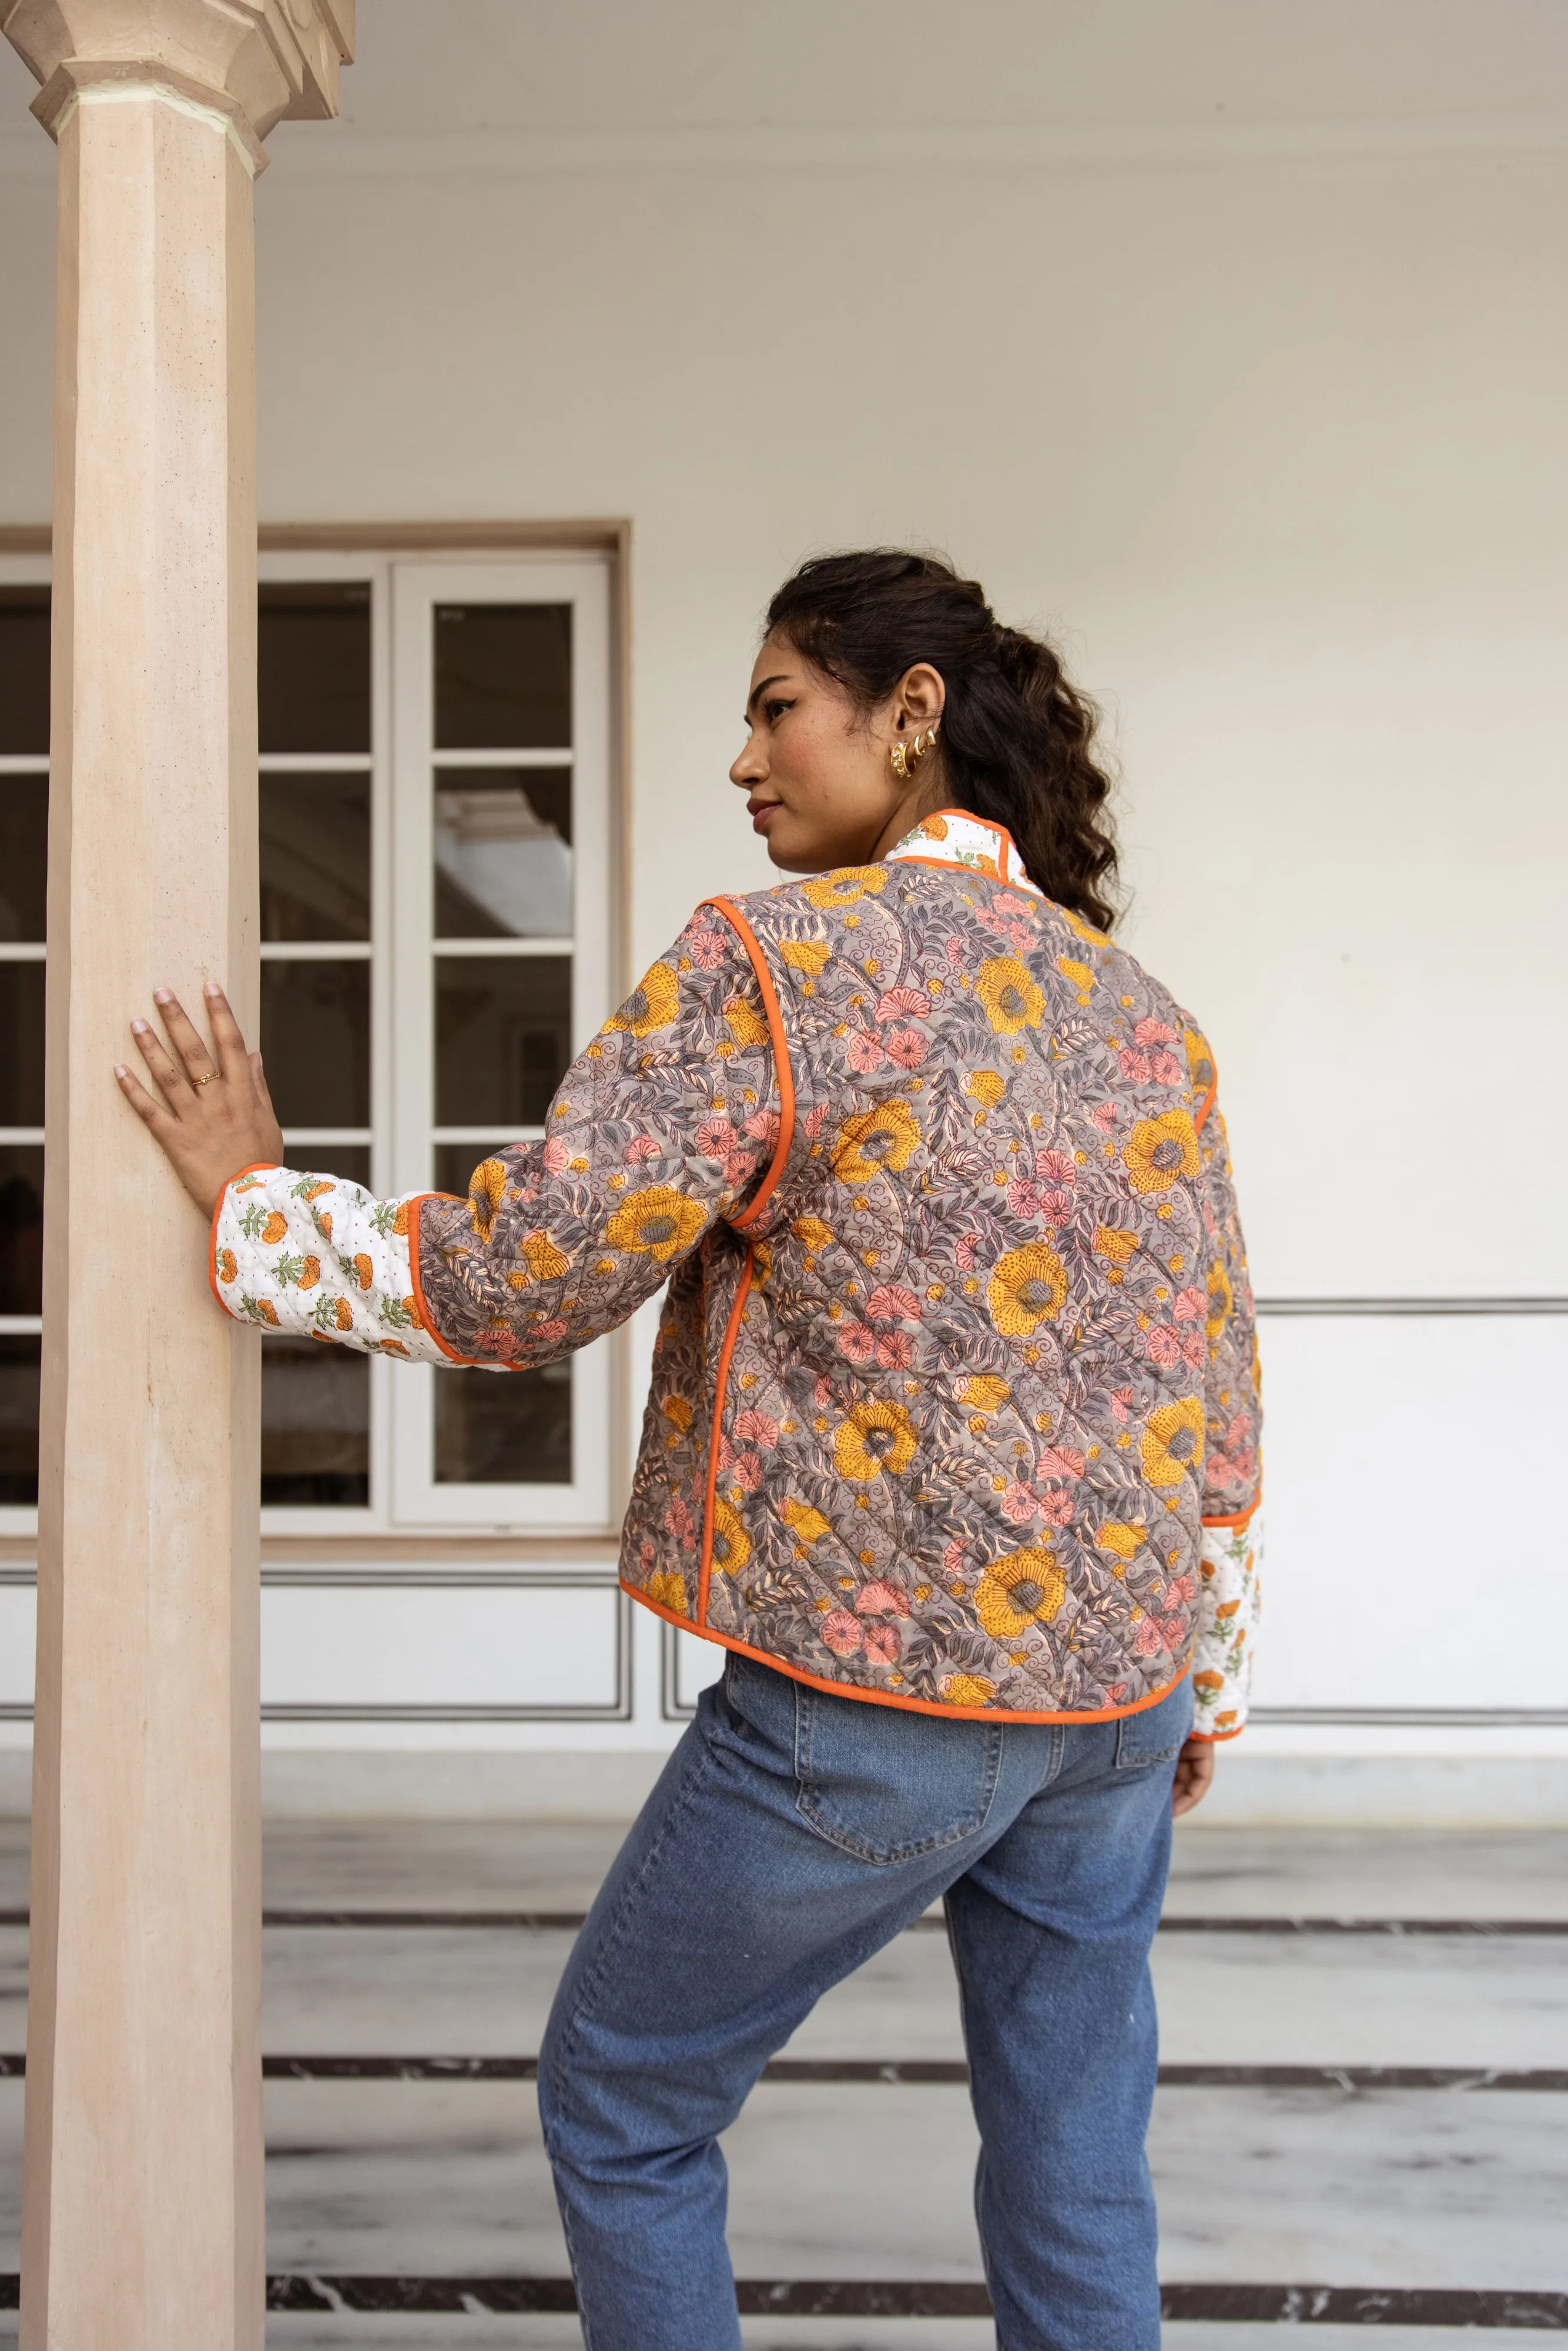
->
[699,893,796,1233]
[696,1247,753,1626]
[1192,1046,1219,1134]
[208,1161,283,1312]
[406,1192,505,1368]
[1187,1722,1247,1744]
[1201,1495,1260,1532]
[891,851,1005,883]
[629,1580,1192,1727]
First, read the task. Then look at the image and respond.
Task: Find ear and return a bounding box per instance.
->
[893,662,946,733]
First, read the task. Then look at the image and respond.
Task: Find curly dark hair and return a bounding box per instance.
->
[765,550,1120,932]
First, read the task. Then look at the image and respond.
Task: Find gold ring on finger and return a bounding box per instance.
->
[191,1071,217,1087]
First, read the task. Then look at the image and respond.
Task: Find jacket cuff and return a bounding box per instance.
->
[209,1165,456,1364]
[1190,1508,1262,1741]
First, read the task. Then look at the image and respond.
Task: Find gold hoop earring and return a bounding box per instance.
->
[890,719,939,782]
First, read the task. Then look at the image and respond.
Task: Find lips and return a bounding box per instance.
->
[749,800,780,833]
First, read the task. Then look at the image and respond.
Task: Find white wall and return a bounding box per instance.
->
[2,4,1565,1799]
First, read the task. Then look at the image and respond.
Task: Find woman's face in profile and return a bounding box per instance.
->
[730,631,945,874]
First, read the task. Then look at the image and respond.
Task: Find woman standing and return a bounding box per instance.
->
[120,550,1261,2350]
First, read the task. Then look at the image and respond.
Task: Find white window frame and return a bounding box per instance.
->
[0,551,49,1538]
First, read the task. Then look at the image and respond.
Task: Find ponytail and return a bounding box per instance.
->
[764,551,1120,932]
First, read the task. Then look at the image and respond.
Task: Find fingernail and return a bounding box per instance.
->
[130,1019,148,1033]
[205,982,221,997]
[113,1064,128,1078]
[154,990,172,1004]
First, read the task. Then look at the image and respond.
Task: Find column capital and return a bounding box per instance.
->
[2,0,354,169]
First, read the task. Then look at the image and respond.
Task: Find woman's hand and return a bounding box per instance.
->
[115,984,285,1215]
[1171,1737,1217,1818]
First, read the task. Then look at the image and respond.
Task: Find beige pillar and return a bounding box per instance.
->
[0,5,351,2343]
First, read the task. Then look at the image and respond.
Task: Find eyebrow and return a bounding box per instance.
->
[745,672,792,718]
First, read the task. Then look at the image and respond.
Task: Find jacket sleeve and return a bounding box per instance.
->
[209,906,782,1367]
[1187,1043,1263,1743]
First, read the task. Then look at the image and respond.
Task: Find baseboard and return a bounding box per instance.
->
[1185,1753,1568,1828]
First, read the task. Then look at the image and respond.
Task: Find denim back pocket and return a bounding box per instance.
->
[794,1682,1004,1866]
[1114,1670,1195,1769]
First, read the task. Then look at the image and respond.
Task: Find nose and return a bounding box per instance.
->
[730,729,766,788]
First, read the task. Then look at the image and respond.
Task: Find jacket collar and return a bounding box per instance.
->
[886,809,1044,899]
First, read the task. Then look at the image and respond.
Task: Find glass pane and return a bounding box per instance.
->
[0,776,48,941]
[259,582,371,755]
[0,1336,39,1506]
[261,1337,368,1506]
[260,772,370,941]
[0,963,45,1126]
[0,587,49,757]
[435,1360,571,1486]
[260,961,370,1129]
[0,1146,43,1317]
[434,604,571,749]
[434,766,571,939]
[435,956,570,1128]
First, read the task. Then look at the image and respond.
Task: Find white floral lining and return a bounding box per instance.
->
[887,810,1046,898]
[210,1166,457,1367]
[1191,1514,1261,1740]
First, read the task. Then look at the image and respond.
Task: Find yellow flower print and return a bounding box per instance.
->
[605,1186,707,1262]
[917,813,950,840]
[1123,1111,1200,1195]
[942,1673,996,1707]
[216,1248,237,1284]
[976,1546,1065,1640]
[1206,1261,1232,1339]
[792,1215,835,1251]
[986,1243,1067,1336]
[260,1211,288,1245]
[1184,1027,1216,1101]
[606,959,681,1037]
[661,1395,694,1434]
[976,956,1044,1035]
[507,1231,572,1288]
[468,1158,507,1240]
[963,1069,1006,1108]
[958,1373,1011,1411]
[780,940,831,976]
[1091,1225,1138,1285]
[1193,1669,1224,1697]
[646,1570,689,1617]
[801,866,888,910]
[1063,908,1109,946]
[1141,1395,1205,1488]
[723,993,770,1048]
[833,1399,917,1481]
[1095,1523,1145,1565]
[782,1498,832,1542]
[1057,956,1095,1002]
[709,1497,751,1575]
[832,1099,921,1184]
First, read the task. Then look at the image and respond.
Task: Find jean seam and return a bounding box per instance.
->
[794,1713,1007,1867]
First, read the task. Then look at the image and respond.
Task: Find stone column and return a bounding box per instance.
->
[0,6,352,2343]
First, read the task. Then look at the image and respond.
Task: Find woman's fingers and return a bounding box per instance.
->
[114,1061,175,1131]
[130,1016,197,1107]
[202,983,253,1083]
[153,990,219,1084]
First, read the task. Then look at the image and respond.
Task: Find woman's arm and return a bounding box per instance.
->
[118,907,784,1368]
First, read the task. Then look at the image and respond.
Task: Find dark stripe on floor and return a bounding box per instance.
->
[6,1907,1568,1933]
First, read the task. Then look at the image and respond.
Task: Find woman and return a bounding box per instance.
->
[119,550,1261,2350]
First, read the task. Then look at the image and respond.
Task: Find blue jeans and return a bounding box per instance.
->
[538,1652,1191,2350]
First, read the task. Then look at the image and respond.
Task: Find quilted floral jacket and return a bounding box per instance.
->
[214,812,1261,1737]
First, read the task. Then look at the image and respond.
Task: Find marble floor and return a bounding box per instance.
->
[1,1818,1566,2345]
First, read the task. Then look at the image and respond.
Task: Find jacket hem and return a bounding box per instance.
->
[1187,1722,1245,1744]
[1201,1497,1259,1531]
[628,1580,1193,1726]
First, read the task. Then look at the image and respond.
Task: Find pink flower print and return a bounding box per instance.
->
[715,1434,736,1473]
[695,1117,736,1160]
[874,1331,914,1369]
[1041,1189,1073,1227]
[1091,1101,1119,1130]
[875,987,928,1023]
[867,1282,921,1321]
[943,1538,969,1575]
[1167,1573,1197,1605]
[822,1609,864,1657]
[944,936,965,964]
[1180,1330,1207,1369]
[1134,1017,1175,1046]
[862,1620,902,1666]
[884,1027,926,1070]
[1110,1387,1133,1423]
[743,1110,780,1146]
[624,1136,661,1164]
[837,1321,877,1364]
[665,1493,695,1546]
[1161,1613,1187,1650]
[1151,1050,1185,1086]
[1108,1683,1129,1704]
[993,893,1037,925]
[475,1325,520,1358]
[542,1138,572,1173]
[1007,1177,1044,1220]
[733,1408,779,1448]
[1036,1149,1076,1186]
[813,1374,833,1408]
[1225,1411,1252,1451]
[688,926,727,970]
[855,1579,910,1617]
[733,1449,763,1492]
[1036,1445,1085,1481]
[1118,1048,1152,1083]
[1147,1325,1182,1368]
[845,1030,884,1074]
[805,1103,829,1140]
[954,1234,981,1272]
[723,1149,756,1185]
[537,1319,569,1343]
[1172,1286,1207,1321]
[1000,1482,1038,1524]
[639,1537,656,1566]
[1037,1488,1074,1527]
[1134,1618,1165,1656]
